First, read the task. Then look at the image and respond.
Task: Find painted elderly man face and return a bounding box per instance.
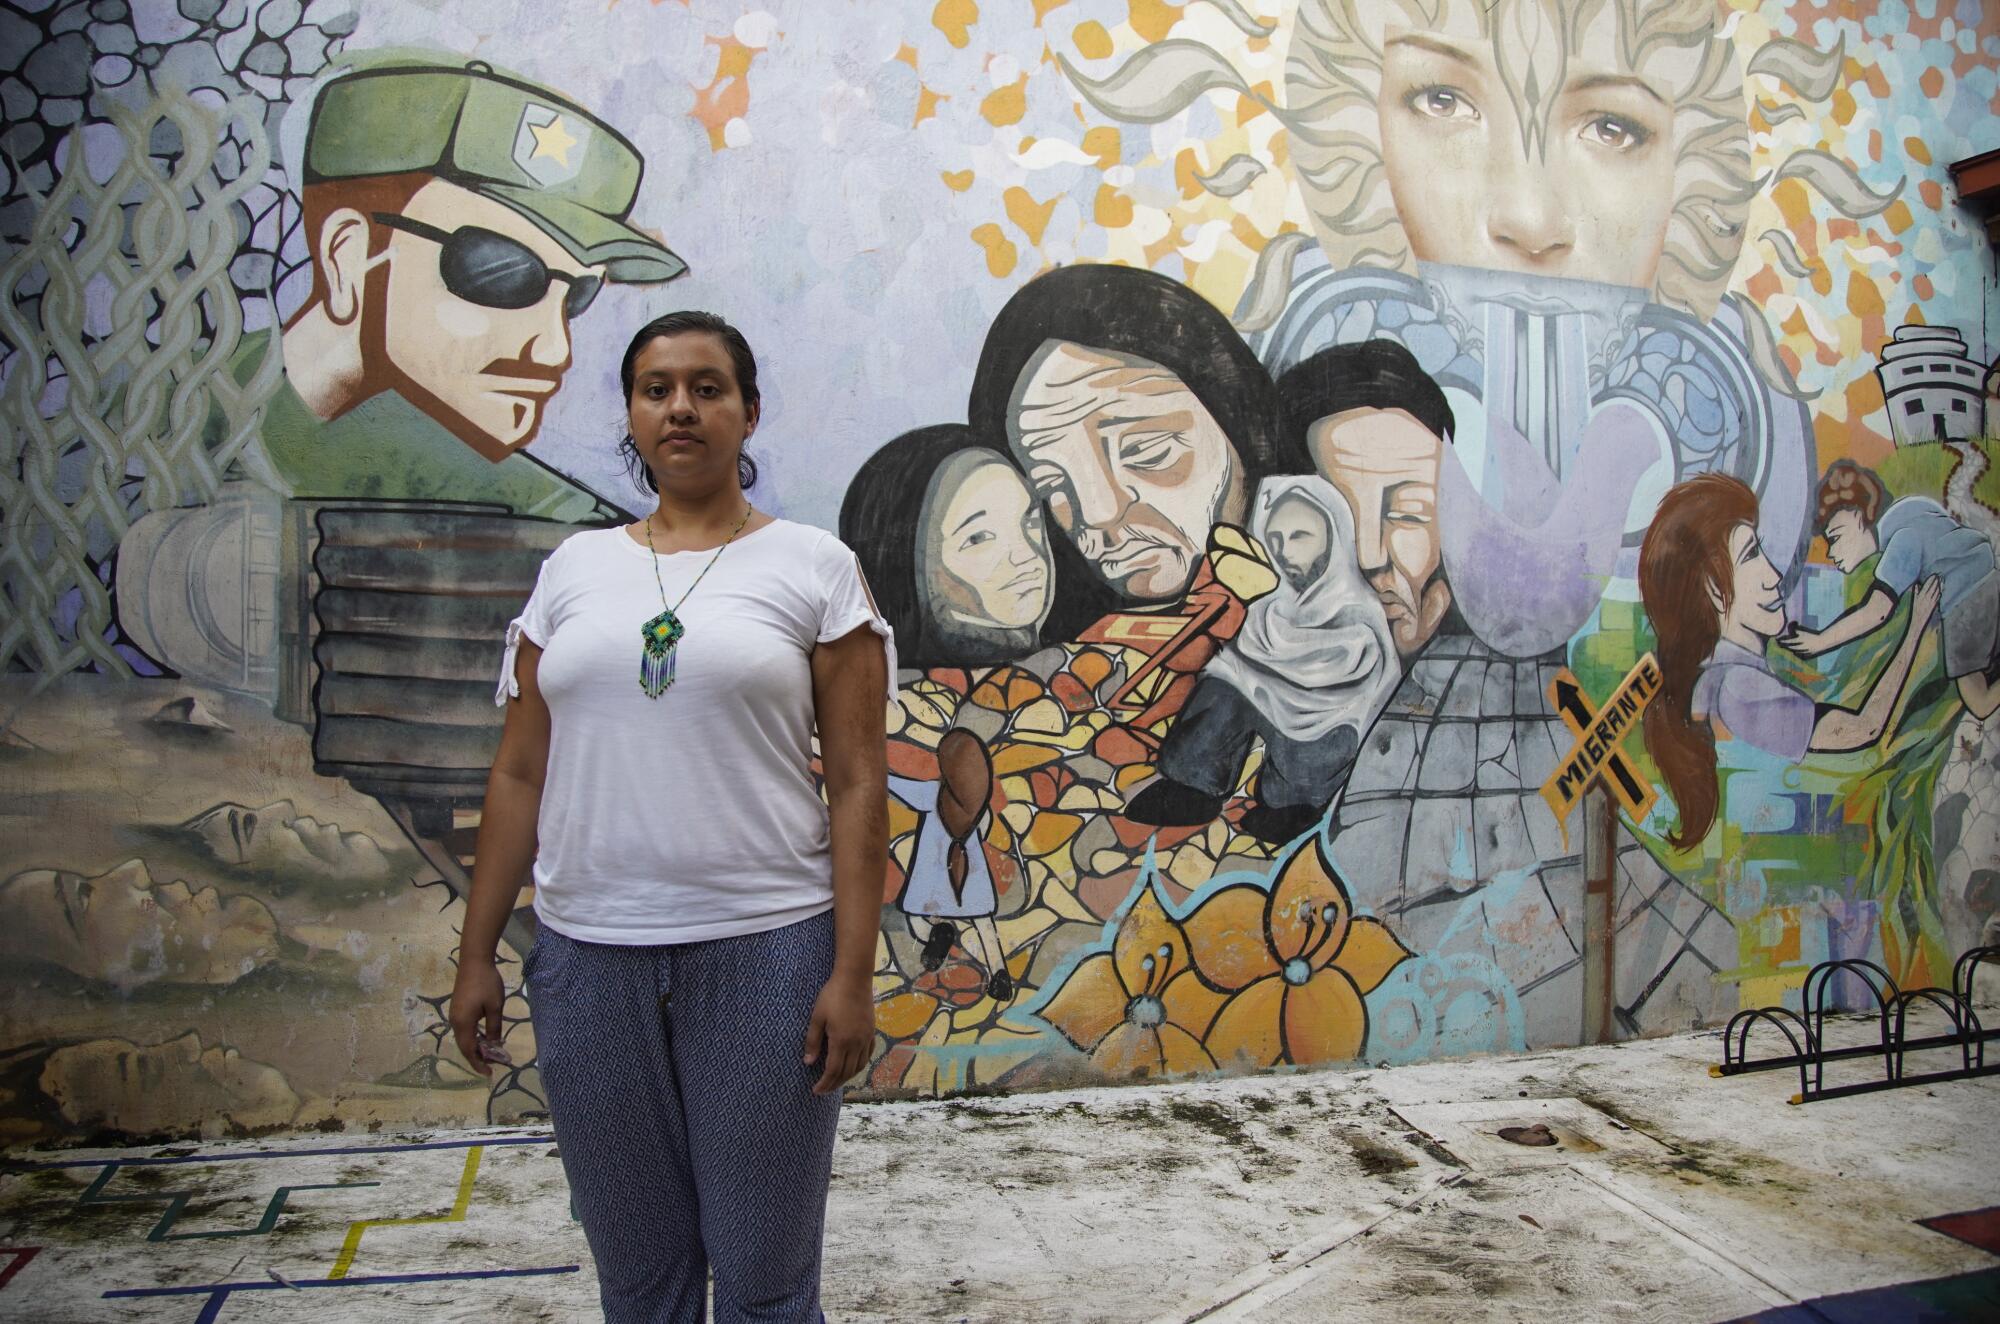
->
[1010,341,1243,601]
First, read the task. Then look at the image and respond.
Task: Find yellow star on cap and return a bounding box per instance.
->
[528,114,579,167]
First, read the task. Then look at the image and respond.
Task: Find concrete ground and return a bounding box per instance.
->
[3,1013,1996,1323]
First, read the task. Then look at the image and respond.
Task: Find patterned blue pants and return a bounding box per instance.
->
[526,911,841,1323]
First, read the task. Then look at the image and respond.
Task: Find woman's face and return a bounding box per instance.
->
[1009,341,1241,600]
[1374,7,1678,289]
[626,332,757,496]
[926,453,1051,631]
[1719,522,1785,641]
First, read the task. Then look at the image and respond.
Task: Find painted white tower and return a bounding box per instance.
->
[1875,324,1985,445]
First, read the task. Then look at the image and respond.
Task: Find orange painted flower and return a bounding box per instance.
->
[1180,834,1412,1069]
[1033,883,1227,1078]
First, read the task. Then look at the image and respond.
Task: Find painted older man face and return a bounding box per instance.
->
[1010,340,1244,601]
[1310,406,1452,659]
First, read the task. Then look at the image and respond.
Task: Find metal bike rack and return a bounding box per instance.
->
[1711,946,2000,1103]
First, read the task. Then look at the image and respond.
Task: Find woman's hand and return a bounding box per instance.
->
[804,971,875,1096]
[449,957,507,1078]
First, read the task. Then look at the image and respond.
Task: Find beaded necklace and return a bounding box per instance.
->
[638,504,752,698]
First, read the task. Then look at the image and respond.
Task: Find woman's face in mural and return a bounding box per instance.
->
[1375,15,1677,289]
[1010,341,1239,601]
[1717,522,1786,641]
[924,452,1052,632]
[0,861,275,985]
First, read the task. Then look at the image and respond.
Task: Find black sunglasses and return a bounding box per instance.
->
[371,213,603,318]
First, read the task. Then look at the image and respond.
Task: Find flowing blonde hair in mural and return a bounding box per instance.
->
[1287,0,1752,318]
[1062,0,1900,355]
[0,89,281,678]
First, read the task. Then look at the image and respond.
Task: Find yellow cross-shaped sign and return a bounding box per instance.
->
[1539,654,1662,835]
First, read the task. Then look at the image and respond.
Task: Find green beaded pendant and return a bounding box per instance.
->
[639,608,685,698]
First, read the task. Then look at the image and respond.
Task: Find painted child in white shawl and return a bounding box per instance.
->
[1125,476,1402,844]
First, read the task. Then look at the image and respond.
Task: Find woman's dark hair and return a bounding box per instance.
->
[936,729,993,904]
[840,424,1042,669]
[1639,473,1759,851]
[617,310,760,492]
[1276,340,1455,472]
[965,263,1286,641]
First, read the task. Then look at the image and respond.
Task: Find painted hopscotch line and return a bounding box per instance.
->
[76,1162,380,1242]
[328,1144,484,1279]
[104,1265,580,1324]
[3,1130,551,1172]
[0,1247,41,1290]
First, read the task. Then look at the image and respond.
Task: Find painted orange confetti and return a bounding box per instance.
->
[690,35,759,151]
[934,0,977,49]
[915,85,948,126]
[1127,0,1181,44]
[1004,186,1060,244]
[972,222,1017,277]
[982,74,1028,126]
[1094,183,1133,227]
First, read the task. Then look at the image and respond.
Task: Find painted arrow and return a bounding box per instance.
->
[1541,655,1662,830]
[1550,675,1651,809]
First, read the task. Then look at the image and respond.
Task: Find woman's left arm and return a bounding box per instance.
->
[806,623,890,1095]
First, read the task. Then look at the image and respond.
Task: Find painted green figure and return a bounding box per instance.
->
[226,326,616,522]
[253,58,686,512]
[123,57,683,690]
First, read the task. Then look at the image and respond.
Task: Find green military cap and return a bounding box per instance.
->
[303,60,685,284]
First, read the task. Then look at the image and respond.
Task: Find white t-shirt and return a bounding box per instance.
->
[494,519,894,945]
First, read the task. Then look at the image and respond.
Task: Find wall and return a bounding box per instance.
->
[1,0,1995,1142]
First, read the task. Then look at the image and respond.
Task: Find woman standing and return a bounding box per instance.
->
[449,311,891,1322]
[1638,473,1937,851]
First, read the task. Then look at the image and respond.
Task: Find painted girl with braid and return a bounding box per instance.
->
[889,728,1011,1002]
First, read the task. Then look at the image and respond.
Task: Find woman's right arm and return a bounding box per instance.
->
[449,638,552,1076]
[1808,576,1940,753]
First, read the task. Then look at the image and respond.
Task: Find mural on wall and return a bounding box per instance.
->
[1,0,1996,1138]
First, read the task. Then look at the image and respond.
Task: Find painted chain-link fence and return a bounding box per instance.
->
[0,87,283,678]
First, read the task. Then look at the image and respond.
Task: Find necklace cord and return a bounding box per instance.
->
[643,505,753,614]
[636,505,752,699]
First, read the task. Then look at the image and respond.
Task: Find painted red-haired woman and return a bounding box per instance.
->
[1637,473,1940,850]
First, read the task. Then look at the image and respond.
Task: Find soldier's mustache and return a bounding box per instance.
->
[480,354,568,384]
